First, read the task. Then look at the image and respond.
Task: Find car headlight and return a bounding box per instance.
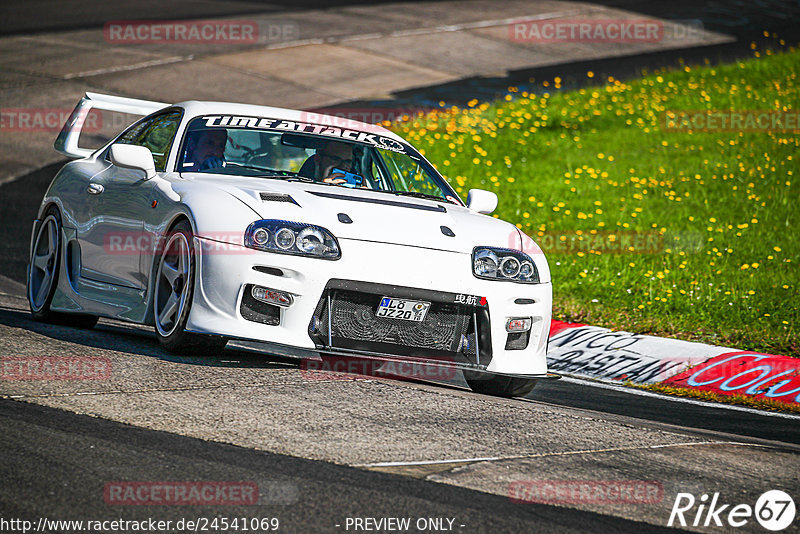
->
[245,220,340,260]
[472,247,539,283]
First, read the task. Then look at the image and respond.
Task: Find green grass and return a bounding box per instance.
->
[391,44,799,357]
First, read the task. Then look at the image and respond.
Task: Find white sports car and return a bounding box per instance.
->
[27,92,555,397]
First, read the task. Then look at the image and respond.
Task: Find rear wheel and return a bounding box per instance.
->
[153,220,227,355]
[28,207,98,328]
[465,373,537,398]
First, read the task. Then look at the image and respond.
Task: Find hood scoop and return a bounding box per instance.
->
[260,191,298,206]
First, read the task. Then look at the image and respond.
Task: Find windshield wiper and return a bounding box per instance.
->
[285,176,315,183]
[223,162,273,173]
[225,163,300,178]
[392,191,445,201]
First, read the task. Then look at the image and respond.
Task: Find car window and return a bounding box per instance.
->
[226,130,312,173]
[117,110,182,171]
[174,116,460,203]
[377,147,443,197]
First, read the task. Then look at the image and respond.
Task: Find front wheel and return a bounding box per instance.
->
[465,372,537,398]
[153,220,227,355]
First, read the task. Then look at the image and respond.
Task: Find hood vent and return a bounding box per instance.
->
[260,192,298,205]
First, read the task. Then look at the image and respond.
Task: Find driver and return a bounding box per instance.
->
[184,129,227,171]
[313,140,354,182]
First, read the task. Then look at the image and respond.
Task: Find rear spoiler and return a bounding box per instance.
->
[54,92,170,159]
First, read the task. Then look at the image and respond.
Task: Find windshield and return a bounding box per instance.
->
[177,115,461,203]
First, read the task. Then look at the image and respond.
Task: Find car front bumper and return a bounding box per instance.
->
[187,237,552,376]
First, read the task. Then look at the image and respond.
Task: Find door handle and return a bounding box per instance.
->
[87,183,104,195]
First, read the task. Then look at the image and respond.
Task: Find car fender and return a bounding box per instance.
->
[139,176,263,324]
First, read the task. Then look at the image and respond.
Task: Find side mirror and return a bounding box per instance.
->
[109,144,156,180]
[466,189,498,214]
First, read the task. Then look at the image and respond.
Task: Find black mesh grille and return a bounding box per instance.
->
[318,290,470,352]
[505,330,531,350]
[309,281,493,365]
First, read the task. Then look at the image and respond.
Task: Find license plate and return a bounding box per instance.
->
[376,297,431,322]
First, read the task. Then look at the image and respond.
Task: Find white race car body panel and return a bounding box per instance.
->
[191,175,540,256]
[34,93,554,378]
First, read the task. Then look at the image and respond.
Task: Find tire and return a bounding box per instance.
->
[465,373,538,398]
[153,220,227,355]
[28,207,98,329]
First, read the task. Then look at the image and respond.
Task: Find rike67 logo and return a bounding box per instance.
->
[668,490,796,531]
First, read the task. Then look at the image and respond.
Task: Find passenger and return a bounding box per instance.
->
[302,140,355,183]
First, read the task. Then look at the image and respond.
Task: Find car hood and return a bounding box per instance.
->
[186,174,522,254]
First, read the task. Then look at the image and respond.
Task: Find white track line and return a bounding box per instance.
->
[339,11,571,42]
[358,440,762,468]
[62,55,192,80]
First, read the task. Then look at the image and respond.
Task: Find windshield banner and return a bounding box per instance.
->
[198,115,408,153]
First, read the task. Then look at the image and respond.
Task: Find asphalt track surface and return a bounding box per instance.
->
[2,2,800,533]
[1,398,679,534]
[2,0,798,39]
